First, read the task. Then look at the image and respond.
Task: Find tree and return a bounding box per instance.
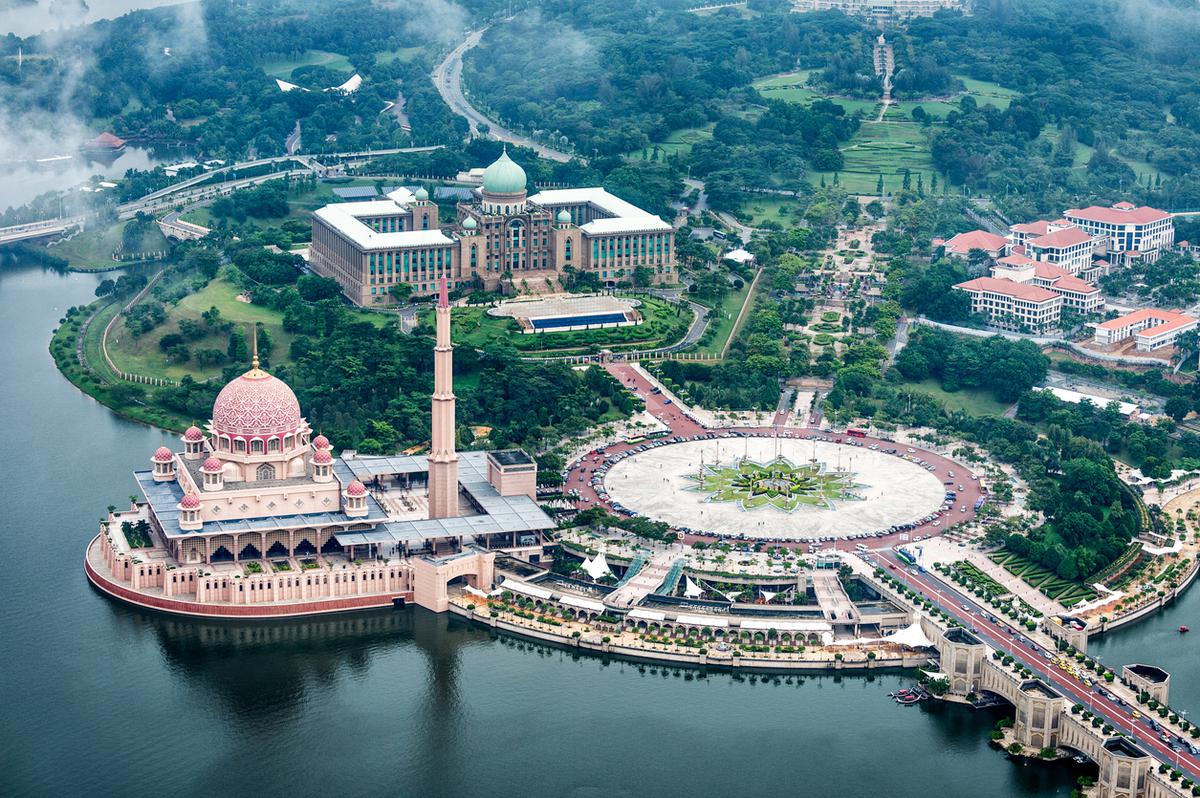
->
[227,329,248,364]
[389,283,414,304]
[1165,396,1192,422]
[95,279,116,297]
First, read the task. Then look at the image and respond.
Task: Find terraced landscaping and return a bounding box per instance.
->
[626,125,715,160]
[990,549,1098,607]
[262,49,353,80]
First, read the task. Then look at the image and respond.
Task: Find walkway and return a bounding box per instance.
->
[604,546,680,608]
[811,569,861,625]
[432,25,574,162]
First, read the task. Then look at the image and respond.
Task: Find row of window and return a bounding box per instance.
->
[592,234,671,264]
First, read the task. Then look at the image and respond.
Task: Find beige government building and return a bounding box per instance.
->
[308,150,677,305]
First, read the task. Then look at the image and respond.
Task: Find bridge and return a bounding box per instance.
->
[0,216,87,246]
[865,548,1198,798]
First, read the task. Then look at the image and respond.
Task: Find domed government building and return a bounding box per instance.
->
[308,148,677,305]
[85,280,555,617]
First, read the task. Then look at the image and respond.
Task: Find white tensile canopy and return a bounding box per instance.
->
[583,552,611,580]
[760,589,778,603]
[831,622,936,649]
[684,576,704,599]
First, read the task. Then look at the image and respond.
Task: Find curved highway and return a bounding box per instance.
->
[432,25,575,163]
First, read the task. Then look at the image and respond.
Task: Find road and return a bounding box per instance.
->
[565,362,984,551]
[432,26,575,163]
[879,548,1200,780]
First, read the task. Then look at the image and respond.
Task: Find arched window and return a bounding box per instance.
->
[250,439,264,454]
[267,438,280,453]
[256,463,276,481]
[234,439,246,453]
[422,214,429,230]
[470,244,477,268]
[284,435,294,450]
[564,238,572,262]
[509,220,524,251]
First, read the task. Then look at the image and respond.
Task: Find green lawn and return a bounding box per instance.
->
[738,197,800,227]
[107,277,389,381]
[752,70,880,117]
[262,49,353,79]
[902,378,1010,416]
[375,46,424,65]
[989,549,1097,607]
[182,182,345,229]
[957,76,1020,110]
[1039,127,1158,180]
[51,220,168,271]
[692,279,754,357]
[428,296,691,354]
[811,119,942,195]
[626,125,715,161]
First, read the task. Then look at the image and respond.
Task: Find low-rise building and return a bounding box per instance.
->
[953,276,1063,333]
[991,255,1104,314]
[1093,308,1198,352]
[1025,225,1099,275]
[942,230,1008,262]
[1063,202,1174,265]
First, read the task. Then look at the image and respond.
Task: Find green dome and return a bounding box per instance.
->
[414,186,429,201]
[462,216,477,230]
[557,209,571,223]
[482,149,526,194]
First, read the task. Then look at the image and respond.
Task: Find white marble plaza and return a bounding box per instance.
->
[602,438,948,540]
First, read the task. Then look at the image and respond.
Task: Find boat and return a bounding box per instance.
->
[1180,625,1190,633]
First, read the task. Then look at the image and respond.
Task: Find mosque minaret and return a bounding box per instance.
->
[427,276,459,519]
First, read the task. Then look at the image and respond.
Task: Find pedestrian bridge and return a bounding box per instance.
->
[0,216,86,245]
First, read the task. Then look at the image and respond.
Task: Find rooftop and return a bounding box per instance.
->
[955,276,1060,303]
[1065,203,1171,226]
[1095,307,1192,331]
[1027,226,1093,249]
[489,449,534,467]
[528,188,672,235]
[943,229,1008,254]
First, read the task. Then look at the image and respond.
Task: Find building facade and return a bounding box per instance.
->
[1063,202,1174,265]
[954,276,1063,333]
[309,150,677,305]
[793,0,963,21]
[991,255,1104,314]
[1093,308,1198,352]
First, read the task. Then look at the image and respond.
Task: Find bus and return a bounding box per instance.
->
[847,428,867,438]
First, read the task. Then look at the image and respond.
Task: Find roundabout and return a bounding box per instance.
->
[600,436,953,541]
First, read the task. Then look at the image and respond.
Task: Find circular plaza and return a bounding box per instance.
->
[600,436,953,541]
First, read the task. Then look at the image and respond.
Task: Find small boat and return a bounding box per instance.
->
[1180,626,1190,633]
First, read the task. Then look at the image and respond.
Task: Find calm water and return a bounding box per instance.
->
[0,0,192,37]
[1,145,187,211]
[0,262,1141,797]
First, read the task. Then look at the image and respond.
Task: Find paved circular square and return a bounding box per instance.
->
[602,438,949,540]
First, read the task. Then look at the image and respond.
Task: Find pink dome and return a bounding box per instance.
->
[180,493,201,509]
[313,434,330,450]
[345,480,366,497]
[202,456,223,472]
[312,449,332,465]
[152,446,174,462]
[211,368,303,437]
[183,425,204,442]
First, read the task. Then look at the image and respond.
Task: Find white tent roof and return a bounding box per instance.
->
[885,622,936,649]
[275,78,307,93]
[500,578,553,601]
[684,576,704,599]
[675,614,728,628]
[560,594,606,613]
[724,247,755,264]
[583,552,611,580]
[760,589,778,603]
[627,608,667,622]
[740,619,831,632]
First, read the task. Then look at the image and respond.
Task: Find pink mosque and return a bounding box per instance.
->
[85,279,554,617]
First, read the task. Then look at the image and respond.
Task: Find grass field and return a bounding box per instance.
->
[902,378,1011,417]
[182,182,346,229]
[262,50,353,80]
[990,549,1098,607]
[107,278,390,381]
[375,46,424,64]
[51,221,169,271]
[752,70,881,117]
[1039,127,1158,179]
[957,76,1019,110]
[626,125,715,161]
[811,119,941,195]
[692,278,754,357]
[738,197,799,227]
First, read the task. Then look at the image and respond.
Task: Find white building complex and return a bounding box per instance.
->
[792,0,963,21]
[308,151,676,305]
[1093,309,1198,352]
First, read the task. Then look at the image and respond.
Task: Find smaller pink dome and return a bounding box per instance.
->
[180,493,201,509]
[345,480,366,497]
[152,446,174,462]
[313,434,331,450]
[312,449,333,465]
[183,425,204,442]
[202,457,223,472]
